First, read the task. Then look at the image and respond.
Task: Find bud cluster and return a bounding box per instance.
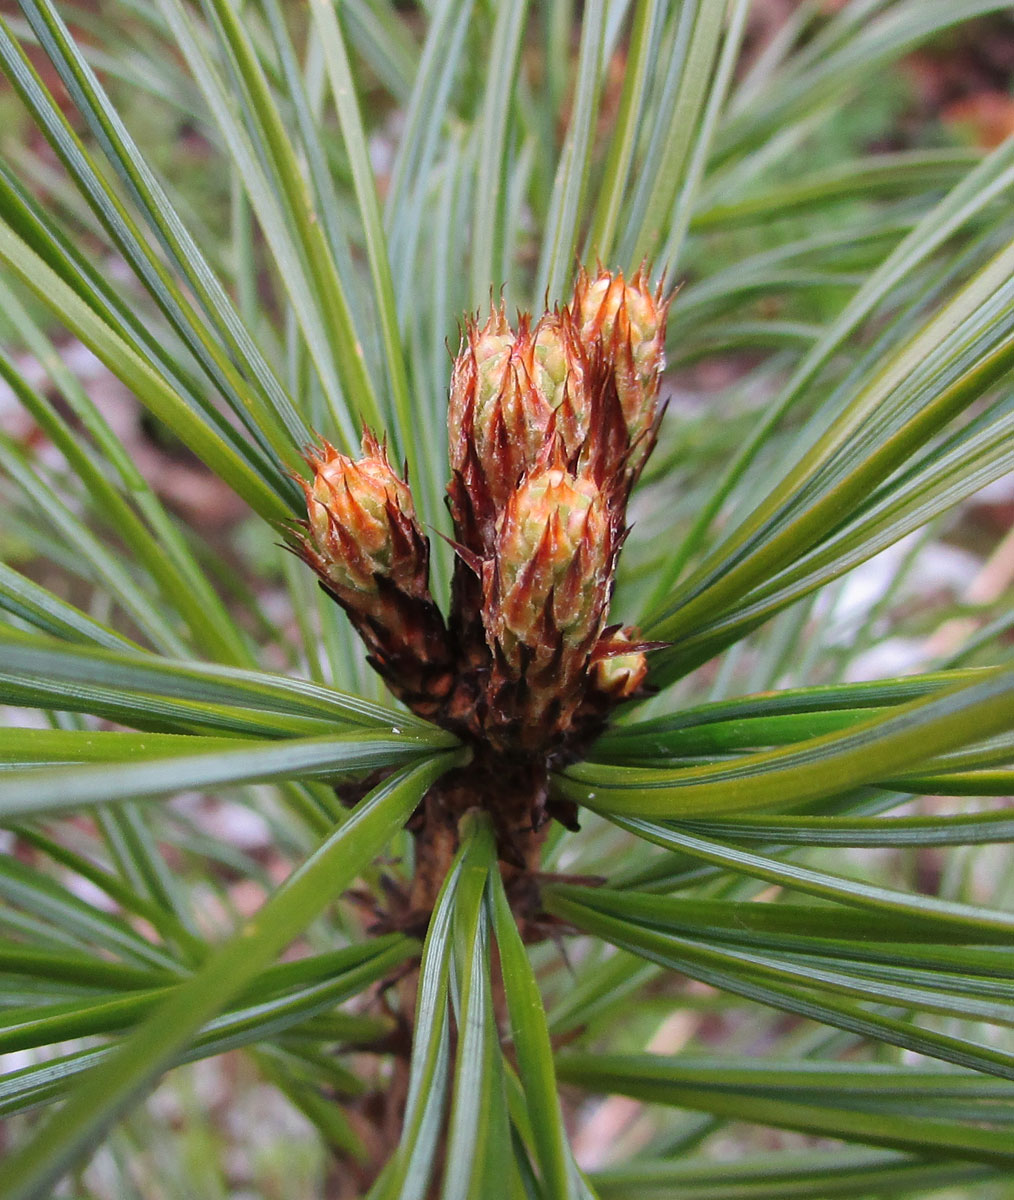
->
[293,268,669,837]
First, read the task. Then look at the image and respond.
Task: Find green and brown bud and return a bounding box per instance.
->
[482,457,615,741]
[590,627,650,701]
[571,266,670,477]
[293,432,458,721]
[299,431,426,600]
[442,270,673,755]
[447,308,595,555]
[528,313,596,463]
[447,306,513,476]
[492,465,609,644]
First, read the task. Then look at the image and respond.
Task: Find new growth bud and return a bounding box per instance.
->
[571,266,670,478]
[300,431,426,600]
[482,458,616,743]
[448,306,513,478]
[489,463,611,651]
[294,431,455,718]
[590,627,650,701]
[448,308,593,544]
